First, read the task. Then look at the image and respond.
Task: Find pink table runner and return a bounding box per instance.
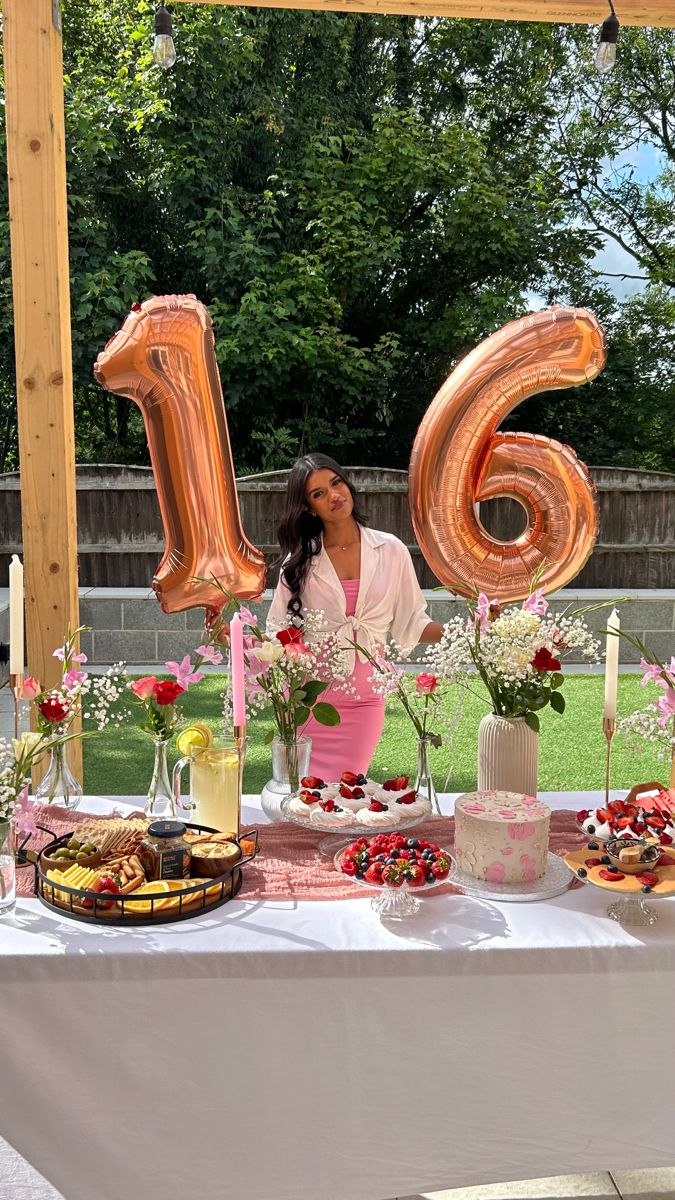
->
[17,806,586,901]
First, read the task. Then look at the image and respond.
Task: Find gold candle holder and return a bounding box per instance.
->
[9,672,23,740]
[603,716,616,804]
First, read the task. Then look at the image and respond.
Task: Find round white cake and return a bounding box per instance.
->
[454,791,551,884]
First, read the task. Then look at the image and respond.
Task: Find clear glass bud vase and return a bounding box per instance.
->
[260,735,312,822]
[35,741,83,810]
[415,735,441,816]
[145,737,175,818]
[0,818,16,917]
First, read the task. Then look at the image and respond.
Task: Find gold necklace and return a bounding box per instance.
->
[324,539,360,552]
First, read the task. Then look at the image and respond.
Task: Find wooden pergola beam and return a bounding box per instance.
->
[5,0,81,777]
[177,0,675,27]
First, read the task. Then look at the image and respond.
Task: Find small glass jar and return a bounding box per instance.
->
[139,820,190,881]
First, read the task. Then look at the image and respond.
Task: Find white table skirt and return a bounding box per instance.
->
[2,791,675,1200]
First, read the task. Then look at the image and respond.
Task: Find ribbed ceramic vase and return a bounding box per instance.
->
[477,714,539,797]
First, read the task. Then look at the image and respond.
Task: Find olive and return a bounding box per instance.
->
[76,851,89,863]
[67,849,78,860]
[54,848,70,859]
[67,839,81,851]
[83,843,96,856]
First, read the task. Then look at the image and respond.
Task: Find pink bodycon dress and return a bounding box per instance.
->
[302,579,386,780]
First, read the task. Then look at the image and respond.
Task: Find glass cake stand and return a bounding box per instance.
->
[334,847,456,919]
[280,794,432,856]
[449,852,573,903]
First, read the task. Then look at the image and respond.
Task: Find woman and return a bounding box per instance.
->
[266,454,443,780]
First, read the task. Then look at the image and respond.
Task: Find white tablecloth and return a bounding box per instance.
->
[2,791,675,1200]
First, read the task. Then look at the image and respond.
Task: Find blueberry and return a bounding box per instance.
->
[403,870,413,881]
[577,867,587,878]
[642,885,652,894]
[607,865,619,873]
[427,853,437,863]
[357,774,367,785]
[385,857,397,865]
[390,849,399,859]
[375,854,386,862]
[601,856,610,865]
[587,841,599,850]
[587,824,596,834]
[408,839,419,849]
[381,804,389,811]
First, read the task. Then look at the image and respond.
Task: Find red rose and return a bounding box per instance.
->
[38,697,70,724]
[153,680,184,706]
[275,626,304,645]
[531,647,561,673]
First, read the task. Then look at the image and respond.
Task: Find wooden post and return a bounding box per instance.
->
[4,0,82,779]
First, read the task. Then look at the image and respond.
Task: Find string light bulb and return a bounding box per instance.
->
[595,0,620,75]
[153,4,176,70]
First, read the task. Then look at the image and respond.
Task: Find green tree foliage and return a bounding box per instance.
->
[0,6,672,473]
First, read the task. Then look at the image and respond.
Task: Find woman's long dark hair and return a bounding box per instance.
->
[276,454,367,619]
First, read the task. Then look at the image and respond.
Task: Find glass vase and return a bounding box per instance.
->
[0,818,16,918]
[145,736,175,818]
[415,735,441,816]
[260,734,312,822]
[35,741,83,810]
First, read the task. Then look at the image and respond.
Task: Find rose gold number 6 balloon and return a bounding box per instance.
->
[94,295,266,612]
[408,307,605,602]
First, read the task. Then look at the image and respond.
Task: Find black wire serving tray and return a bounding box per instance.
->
[34,824,259,926]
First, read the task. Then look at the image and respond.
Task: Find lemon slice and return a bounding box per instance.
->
[176,722,213,756]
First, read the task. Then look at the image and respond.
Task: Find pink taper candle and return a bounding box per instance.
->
[230,611,246,728]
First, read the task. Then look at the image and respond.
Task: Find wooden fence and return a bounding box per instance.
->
[1,463,674,589]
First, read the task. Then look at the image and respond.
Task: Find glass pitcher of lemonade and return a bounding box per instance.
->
[173,738,241,834]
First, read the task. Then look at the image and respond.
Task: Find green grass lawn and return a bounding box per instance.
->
[83,674,667,796]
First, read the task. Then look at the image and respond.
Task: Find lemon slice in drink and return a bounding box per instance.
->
[176,723,213,756]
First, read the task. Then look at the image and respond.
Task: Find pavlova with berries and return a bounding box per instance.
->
[577,794,675,845]
[337,832,453,888]
[282,770,432,831]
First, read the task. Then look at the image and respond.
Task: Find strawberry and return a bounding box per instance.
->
[658,853,675,865]
[585,858,603,868]
[646,813,666,830]
[577,809,589,823]
[661,833,673,845]
[396,790,418,805]
[431,859,450,880]
[615,815,633,829]
[364,863,385,884]
[83,875,120,910]
[321,799,336,812]
[300,776,324,789]
[368,800,388,812]
[382,865,403,888]
[406,863,427,888]
[339,785,356,799]
[341,858,358,876]
[340,771,359,786]
[299,790,320,805]
[599,868,625,882]
[595,807,612,826]
[636,871,659,887]
[608,800,626,814]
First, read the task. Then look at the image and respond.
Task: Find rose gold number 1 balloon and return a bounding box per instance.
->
[409,307,605,603]
[94,295,266,612]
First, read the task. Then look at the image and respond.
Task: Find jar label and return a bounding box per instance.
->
[159,848,188,879]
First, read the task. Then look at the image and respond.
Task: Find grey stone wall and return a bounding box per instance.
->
[70,586,675,666]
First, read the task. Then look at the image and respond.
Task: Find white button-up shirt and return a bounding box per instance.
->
[266,526,430,675]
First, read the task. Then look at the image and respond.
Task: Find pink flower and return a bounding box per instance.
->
[165,655,204,688]
[20,676,41,701]
[640,658,666,686]
[656,689,675,727]
[63,668,87,690]
[473,593,500,631]
[239,606,256,627]
[52,647,66,662]
[71,651,88,665]
[13,786,36,837]
[284,641,310,658]
[522,588,549,616]
[196,644,223,666]
[415,672,438,695]
[131,675,158,701]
